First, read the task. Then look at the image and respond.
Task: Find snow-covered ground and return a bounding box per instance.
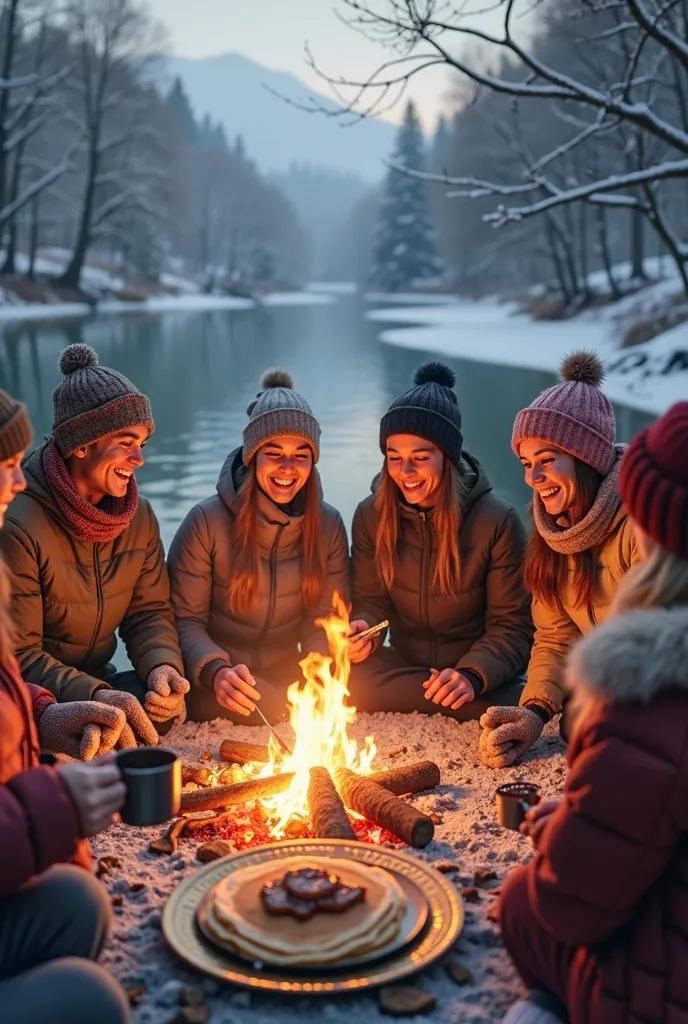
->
[369,286,687,416]
[93,713,566,1024]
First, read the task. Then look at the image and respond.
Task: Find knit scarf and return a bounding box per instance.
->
[42,438,138,543]
[532,444,627,555]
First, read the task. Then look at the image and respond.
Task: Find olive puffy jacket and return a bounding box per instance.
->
[351,453,533,692]
[168,448,350,688]
[0,444,183,701]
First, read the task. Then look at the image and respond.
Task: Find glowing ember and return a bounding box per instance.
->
[191,805,403,851]
[258,592,376,837]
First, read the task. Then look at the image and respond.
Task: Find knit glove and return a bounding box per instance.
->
[92,689,159,748]
[145,665,190,723]
[479,706,544,769]
[38,701,128,761]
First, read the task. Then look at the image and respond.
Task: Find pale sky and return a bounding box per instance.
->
[145,0,524,129]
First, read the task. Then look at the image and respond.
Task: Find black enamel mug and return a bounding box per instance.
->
[496,782,541,831]
[116,747,181,827]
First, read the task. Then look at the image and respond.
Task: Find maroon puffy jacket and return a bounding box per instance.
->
[520,605,688,1024]
[0,655,90,895]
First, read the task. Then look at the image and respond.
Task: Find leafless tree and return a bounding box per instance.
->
[0,1,75,268]
[320,0,688,295]
[58,0,167,288]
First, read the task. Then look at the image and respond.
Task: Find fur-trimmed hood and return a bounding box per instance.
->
[568,605,688,704]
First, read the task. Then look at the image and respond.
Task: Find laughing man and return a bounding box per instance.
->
[0,344,188,754]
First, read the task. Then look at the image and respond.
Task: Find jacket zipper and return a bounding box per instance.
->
[83,546,104,666]
[418,511,435,666]
[255,523,286,670]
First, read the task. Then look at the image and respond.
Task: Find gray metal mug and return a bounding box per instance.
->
[117,747,181,827]
[496,782,540,831]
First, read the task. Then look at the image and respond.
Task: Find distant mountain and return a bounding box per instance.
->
[162,53,396,179]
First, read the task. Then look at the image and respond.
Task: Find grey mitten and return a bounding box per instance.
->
[93,689,159,747]
[145,665,190,723]
[479,706,545,769]
[38,701,127,761]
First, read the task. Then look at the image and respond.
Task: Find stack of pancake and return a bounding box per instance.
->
[201,856,407,967]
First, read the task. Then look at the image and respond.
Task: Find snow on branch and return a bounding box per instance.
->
[325,1,688,155]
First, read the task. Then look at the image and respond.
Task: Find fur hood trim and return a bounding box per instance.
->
[569,606,688,704]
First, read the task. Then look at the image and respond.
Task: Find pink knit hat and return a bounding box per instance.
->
[511,351,616,475]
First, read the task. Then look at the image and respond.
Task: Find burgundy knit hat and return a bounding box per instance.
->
[619,402,688,557]
[512,351,616,474]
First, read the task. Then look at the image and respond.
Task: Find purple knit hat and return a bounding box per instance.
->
[511,351,616,474]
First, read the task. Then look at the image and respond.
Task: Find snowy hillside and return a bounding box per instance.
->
[161,52,396,177]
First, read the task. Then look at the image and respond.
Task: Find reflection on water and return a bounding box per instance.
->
[1,296,653,550]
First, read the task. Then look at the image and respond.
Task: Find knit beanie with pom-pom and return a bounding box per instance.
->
[0,388,33,460]
[242,369,321,465]
[619,401,688,557]
[511,350,616,475]
[52,344,153,457]
[380,361,463,467]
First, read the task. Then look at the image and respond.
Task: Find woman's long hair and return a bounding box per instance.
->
[523,459,604,616]
[227,464,325,615]
[374,458,465,594]
[611,536,688,614]
[0,553,15,665]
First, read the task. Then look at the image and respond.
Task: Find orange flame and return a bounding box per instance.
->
[260,592,376,836]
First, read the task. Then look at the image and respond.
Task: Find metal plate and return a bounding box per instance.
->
[196,864,428,970]
[162,839,464,994]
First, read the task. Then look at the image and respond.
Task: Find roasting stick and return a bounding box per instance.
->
[253,702,293,757]
[350,619,389,641]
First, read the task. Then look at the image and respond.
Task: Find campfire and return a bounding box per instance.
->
[164,595,440,855]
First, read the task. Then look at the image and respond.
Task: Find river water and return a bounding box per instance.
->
[0,294,652,549]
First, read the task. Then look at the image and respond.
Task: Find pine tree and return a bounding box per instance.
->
[370,101,442,292]
[166,77,198,146]
[432,115,450,171]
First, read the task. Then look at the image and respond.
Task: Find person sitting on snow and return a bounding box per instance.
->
[499,401,688,1024]
[168,369,349,724]
[347,361,533,720]
[0,344,188,755]
[480,351,637,768]
[0,386,130,1024]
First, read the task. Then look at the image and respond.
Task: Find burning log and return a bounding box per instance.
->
[308,767,357,841]
[182,763,215,786]
[333,768,435,849]
[219,739,269,766]
[180,772,294,813]
[368,760,440,796]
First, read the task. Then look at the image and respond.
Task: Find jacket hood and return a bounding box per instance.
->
[216,446,323,523]
[216,447,243,514]
[20,442,71,527]
[569,605,688,704]
[369,450,492,509]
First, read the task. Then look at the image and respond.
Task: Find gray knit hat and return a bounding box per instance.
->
[0,388,33,460]
[380,361,463,467]
[52,344,154,456]
[242,369,320,465]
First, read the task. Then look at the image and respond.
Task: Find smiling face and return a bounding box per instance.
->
[254,435,314,505]
[0,449,27,527]
[68,425,150,505]
[386,433,445,508]
[518,438,579,516]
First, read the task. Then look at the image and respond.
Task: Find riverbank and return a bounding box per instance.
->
[369,279,687,417]
[0,249,336,321]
